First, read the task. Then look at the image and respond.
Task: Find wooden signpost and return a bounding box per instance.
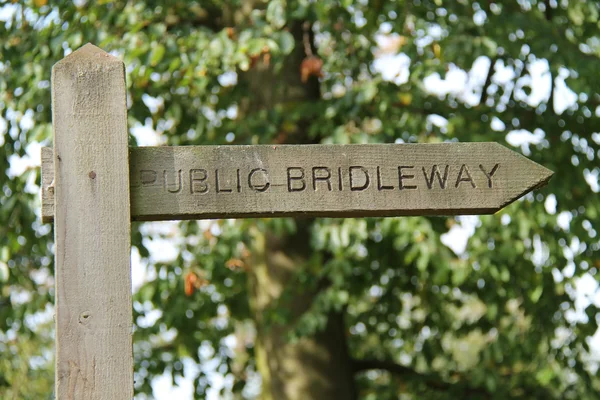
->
[43,44,553,399]
[43,142,552,222]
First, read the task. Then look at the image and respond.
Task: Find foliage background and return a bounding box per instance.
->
[1,0,599,399]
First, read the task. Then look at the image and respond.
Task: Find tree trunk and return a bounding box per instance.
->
[241,22,357,400]
[248,225,356,400]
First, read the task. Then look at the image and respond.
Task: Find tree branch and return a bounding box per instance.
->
[548,67,555,115]
[353,358,561,399]
[353,358,420,376]
[352,358,488,396]
[479,56,497,106]
[352,359,451,390]
[544,0,553,21]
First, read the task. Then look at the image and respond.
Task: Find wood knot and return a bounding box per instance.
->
[88,171,96,179]
[79,311,92,325]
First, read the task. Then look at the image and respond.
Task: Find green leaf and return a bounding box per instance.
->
[150,44,166,66]
[0,261,8,283]
[138,285,155,303]
[278,31,295,55]
[530,285,543,303]
[266,0,286,30]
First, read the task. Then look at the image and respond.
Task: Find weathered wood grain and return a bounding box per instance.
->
[41,146,54,221]
[52,44,133,399]
[42,142,553,222]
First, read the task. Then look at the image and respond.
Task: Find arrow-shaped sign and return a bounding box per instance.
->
[41,142,553,222]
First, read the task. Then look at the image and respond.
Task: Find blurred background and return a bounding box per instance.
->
[1,0,599,399]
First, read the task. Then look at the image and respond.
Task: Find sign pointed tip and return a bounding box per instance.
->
[494,142,555,187]
[494,160,554,212]
[534,165,554,189]
[53,43,122,70]
[524,155,554,190]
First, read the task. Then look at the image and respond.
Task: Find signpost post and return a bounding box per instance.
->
[43,44,554,399]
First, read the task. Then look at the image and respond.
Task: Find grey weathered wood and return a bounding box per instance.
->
[41,146,54,221]
[52,44,133,399]
[42,142,553,222]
